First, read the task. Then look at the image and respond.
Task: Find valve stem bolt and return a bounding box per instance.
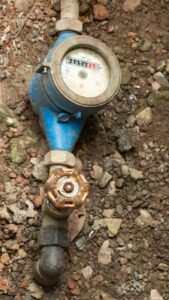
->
[63,182,74,193]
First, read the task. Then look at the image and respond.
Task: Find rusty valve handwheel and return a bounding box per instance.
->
[44,168,89,209]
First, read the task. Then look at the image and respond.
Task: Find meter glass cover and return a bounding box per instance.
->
[61,48,110,98]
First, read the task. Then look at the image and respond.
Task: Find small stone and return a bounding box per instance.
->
[135,209,153,227]
[15,0,32,11]
[150,289,163,300]
[111,151,125,167]
[26,19,33,28]
[121,165,129,178]
[121,67,132,85]
[27,282,44,299]
[18,249,27,258]
[75,236,85,250]
[34,196,42,208]
[147,91,169,106]
[114,128,138,152]
[153,72,169,88]
[0,253,9,265]
[129,168,143,180]
[105,218,122,237]
[81,266,93,280]
[119,257,127,265]
[67,280,75,290]
[0,71,6,80]
[4,182,15,194]
[98,240,113,265]
[108,180,116,195]
[92,274,104,286]
[51,0,60,11]
[102,209,114,218]
[122,0,141,12]
[91,164,103,180]
[98,171,112,188]
[6,117,18,127]
[136,107,153,126]
[0,208,11,222]
[152,81,161,91]
[139,39,152,52]
[93,4,109,21]
[158,263,169,272]
[71,288,80,296]
[92,219,106,231]
[9,144,27,165]
[32,162,48,182]
[166,59,169,73]
[156,61,166,72]
[44,8,56,17]
[80,2,89,13]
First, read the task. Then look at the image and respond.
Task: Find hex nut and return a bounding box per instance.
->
[55,18,83,33]
[44,150,76,167]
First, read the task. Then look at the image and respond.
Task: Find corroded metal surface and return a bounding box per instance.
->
[44,168,89,209]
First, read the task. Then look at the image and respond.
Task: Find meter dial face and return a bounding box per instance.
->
[61,48,110,98]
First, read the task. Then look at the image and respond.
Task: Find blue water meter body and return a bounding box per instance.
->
[29,31,87,152]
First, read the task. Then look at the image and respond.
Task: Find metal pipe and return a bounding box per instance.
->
[55,0,82,33]
[61,0,79,20]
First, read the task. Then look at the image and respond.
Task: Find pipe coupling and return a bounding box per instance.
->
[44,150,76,168]
[55,18,83,33]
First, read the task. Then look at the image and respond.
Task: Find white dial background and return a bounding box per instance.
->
[61,48,110,98]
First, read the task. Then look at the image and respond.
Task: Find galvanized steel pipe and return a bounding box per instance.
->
[61,0,79,20]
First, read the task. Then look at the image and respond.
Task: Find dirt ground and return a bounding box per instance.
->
[0,0,169,299]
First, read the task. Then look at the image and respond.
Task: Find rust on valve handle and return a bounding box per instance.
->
[44,168,89,209]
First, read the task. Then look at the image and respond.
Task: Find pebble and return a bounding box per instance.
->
[18,249,27,259]
[15,0,32,11]
[150,289,163,300]
[27,282,44,299]
[122,0,141,12]
[139,39,152,52]
[98,171,112,188]
[98,240,113,265]
[4,182,15,194]
[152,81,161,91]
[105,218,122,237]
[32,162,48,182]
[34,195,43,208]
[91,164,103,180]
[121,67,132,85]
[108,180,116,195]
[114,128,138,152]
[93,4,109,21]
[166,59,169,73]
[0,70,6,80]
[102,209,114,218]
[81,266,93,280]
[121,164,129,178]
[157,263,169,272]
[75,236,85,250]
[0,253,9,265]
[135,209,153,227]
[153,72,169,88]
[129,168,143,180]
[147,90,169,106]
[51,0,60,11]
[136,107,153,126]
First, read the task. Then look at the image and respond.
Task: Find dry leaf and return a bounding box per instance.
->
[68,205,86,242]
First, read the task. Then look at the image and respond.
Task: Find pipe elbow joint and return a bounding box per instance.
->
[34,245,65,286]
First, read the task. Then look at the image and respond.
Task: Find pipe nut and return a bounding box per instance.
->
[55,18,83,33]
[44,150,76,168]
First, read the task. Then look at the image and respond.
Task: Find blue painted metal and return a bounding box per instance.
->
[29,31,87,152]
